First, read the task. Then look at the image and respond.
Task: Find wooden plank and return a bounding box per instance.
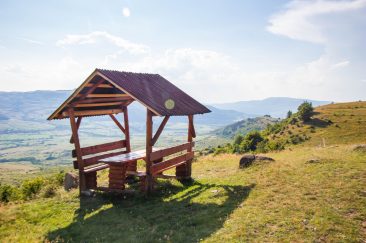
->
[63,109,123,117]
[150,142,194,161]
[151,116,170,146]
[82,150,127,167]
[74,102,122,108]
[84,164,109,173]
[85,94,130,98]
[85,83,114,88]
[109,114,126,134]
[72,140,126,158]
[74,97,133,104]
[151,152,194,175]
[70,117,82,143]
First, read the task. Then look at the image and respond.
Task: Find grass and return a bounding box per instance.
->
[0,145,365,242]
[0,101,365,242]
[269,101,366,147]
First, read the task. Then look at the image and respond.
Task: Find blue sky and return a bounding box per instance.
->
[0,0,365,103]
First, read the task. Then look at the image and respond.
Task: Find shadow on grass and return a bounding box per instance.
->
[305,118,331,128]
[48,180,254,242]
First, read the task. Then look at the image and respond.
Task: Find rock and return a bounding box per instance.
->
[239,154,274,168]
[306,158,321,164]
[255,155,275,162]
[64,172,78,191]
[239,154,256,168]
[353,144,366,153]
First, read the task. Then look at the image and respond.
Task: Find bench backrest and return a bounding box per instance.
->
[149,142,194,175]
[72,140,127,169]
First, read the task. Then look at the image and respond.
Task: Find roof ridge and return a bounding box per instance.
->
[96,68,160,76]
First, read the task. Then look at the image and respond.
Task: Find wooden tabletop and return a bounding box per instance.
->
[100,150,146,164]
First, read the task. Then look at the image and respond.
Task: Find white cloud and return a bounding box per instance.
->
[122,7,131,17]
[267,0,366,43]
[56,31,149,54]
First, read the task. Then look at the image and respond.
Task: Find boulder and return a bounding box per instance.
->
[353,144,366,153]
[239,154,274,168]
[64,172,78,191]
[306,158,321,164]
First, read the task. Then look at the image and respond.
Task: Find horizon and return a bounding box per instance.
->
[0,88,337,105]
[0,1,365,103]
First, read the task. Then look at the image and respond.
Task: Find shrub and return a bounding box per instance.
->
[54,171,65,186]
[297,101,314,122]
[287,110,293,119]
[42,184,57,198]
[0,185,20,202]
[21,177,44,199]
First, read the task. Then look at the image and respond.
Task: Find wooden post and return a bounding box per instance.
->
[176,115,194,179]
[123,106,131,152]
[145,109,154,193]
[186,115,194,177]
[124,106,136,174]
[68,108,86,193]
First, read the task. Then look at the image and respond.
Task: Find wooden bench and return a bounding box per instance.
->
[72,139,132,189]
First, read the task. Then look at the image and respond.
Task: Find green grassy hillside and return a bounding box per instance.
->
[215,116,279,138]
[267,101,366,147]
[0,101,365,242]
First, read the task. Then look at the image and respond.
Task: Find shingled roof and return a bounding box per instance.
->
[48,69,211,120]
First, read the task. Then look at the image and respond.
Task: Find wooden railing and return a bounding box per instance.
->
[150,142,195,175]
[73,140,127,169]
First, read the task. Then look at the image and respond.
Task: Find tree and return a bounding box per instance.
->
[297,101,313,122]
[287,110,293,119]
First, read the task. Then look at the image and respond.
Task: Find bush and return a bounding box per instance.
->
[297,101,314,122]
[21,177,44,199]
[0,185,20,202]
[42,184,57,198]
[54,171,65,186]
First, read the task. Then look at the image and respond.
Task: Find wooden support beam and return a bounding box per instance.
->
[62,109,123,117]
[82,94,130,98]
[189,115,196,138]
[74,102,123,108]
[69,117,82,144]
[73,97,133,104]
[109,114,126,134]
[85,83,114,88]
[123,106,131,152]
[69,108,86,193]
[151,116,170,146]
[145,109,154,193]
[78,78,105,101]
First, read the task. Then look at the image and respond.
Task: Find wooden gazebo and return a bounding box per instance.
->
[48,69,210,194]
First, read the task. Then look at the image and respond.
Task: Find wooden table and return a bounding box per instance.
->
[100,150,148,190]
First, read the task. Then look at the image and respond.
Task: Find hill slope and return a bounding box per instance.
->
[267,101,366,147]
[215,116,279,138]
[0,101,365,242]
[213,97,330,118]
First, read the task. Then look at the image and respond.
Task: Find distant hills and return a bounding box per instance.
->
[0,90,248,132]
[0,91,331,133]
[213,97,331,118]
